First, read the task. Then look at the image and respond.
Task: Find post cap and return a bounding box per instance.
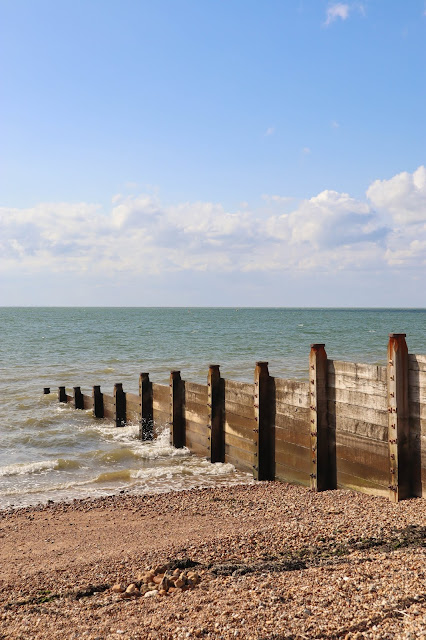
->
[389,333,406,338]
[209,364,220,370]
[255,361,269,367]
[310,343,325,349]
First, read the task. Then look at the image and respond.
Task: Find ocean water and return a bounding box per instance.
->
[1,307,425,509]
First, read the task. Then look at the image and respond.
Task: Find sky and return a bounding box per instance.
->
[1,0,425,306]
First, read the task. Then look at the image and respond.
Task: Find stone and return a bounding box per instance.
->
[111,584,125,593]
[144,589,158,598]
[125,584,139,596]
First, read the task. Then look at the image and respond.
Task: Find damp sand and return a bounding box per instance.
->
[1,482,425,639]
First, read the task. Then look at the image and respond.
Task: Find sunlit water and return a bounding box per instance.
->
[1,307,425,509]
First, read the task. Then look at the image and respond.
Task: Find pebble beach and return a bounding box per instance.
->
[1,482,425,639]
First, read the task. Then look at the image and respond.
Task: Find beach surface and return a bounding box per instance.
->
[1,482,425,639]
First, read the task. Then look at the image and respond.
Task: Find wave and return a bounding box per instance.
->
[0,458,80,477]
[94,469,132,483]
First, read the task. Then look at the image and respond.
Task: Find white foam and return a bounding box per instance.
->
[0,460,58,477]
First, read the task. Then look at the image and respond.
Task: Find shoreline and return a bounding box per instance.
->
[1,481,425,639]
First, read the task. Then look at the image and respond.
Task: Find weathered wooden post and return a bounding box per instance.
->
[387,333,411,502]
[92,385,104,418]
[170,371,184,448]
[208,365,224,463]
[73,386,84,410]
[254,361,273,481]
[309,344,334,491]
[58,386,67,403]
[114,383,126,427]
[139,372,153,441]
[43,387,50,395]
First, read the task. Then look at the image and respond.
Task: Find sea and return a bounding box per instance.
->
[1,307,425,510]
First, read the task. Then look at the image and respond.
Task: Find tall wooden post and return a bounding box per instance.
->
[58,386,67,403]
[309,344,333,491]
[92,385,104,418]
[114,383,126,427]
[254,362,272,481]
[170,371,184,448]
[73,386,84,410]
[387,333,411,501]
[139,372,153,441]
[208,365,224,462]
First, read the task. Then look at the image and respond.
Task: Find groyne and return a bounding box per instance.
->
[45,333,426,502]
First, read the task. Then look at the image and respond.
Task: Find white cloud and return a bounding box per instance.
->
[1,166,425,279]
[264,127,275,137]
[367,166,426,224]
[324,3,350,26]
[302,147,311,155]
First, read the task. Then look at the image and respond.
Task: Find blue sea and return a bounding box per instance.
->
[1,307,425,509]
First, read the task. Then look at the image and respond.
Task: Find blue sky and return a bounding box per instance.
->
[1,0,425,306]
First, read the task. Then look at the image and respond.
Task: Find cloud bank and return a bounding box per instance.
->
[1,167,425,283]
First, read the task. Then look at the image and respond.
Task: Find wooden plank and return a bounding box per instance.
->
[224,394,255,417]
[184,399,209,418]
[328,360,387,382]
[224,380,254,396]
[275,462,310,487]
[328,373,386,395]
[185,419,209,438]
[126,393,141,411]
[185,437,209,458]
[185,388,208,406]
[103,394,114,407]
[66,394,73,403]
[185,428,209,451]
[408,370,426,392]
[224,399,255,421]
[184,409,208,427]
[224,452,253,474]
[408,386,426,405]
[336,470,389,498]
[225,431,256,454]
[81,394,93,410]
[328,414,388,442]
[273,387,310,409]
[275,423,310,449]
[126,409,140,424]
[186,382,208,396]
[275,443,311,474]
[408,403,426,421]
[153,408,170,426]
[328,386,387,411]
[274,411,309,432]
[328,400,388,428]
[224,416,256,440]
[275,403,310,421]
[274,378,310,395]
[225,442,255,466]
[152,383,170,403]
[152,398,170,413]
[408,354,426,372]
[335,431,389,473]
[336,457,388,488]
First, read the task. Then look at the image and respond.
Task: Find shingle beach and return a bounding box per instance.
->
[1,482,425,639]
